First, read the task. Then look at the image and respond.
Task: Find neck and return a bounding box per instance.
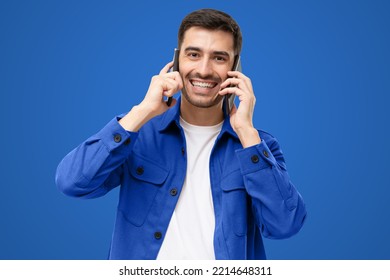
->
[180,97,224,126]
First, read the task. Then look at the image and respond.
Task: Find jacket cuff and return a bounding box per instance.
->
[95,116,138,153]
[236,141,277,175]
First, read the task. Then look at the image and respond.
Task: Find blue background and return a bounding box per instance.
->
[1,0,389,260]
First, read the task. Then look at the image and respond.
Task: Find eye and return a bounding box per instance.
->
[187,52,200,59]
[214,56,226,62]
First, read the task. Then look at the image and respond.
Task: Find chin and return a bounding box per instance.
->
[182,89,223,109]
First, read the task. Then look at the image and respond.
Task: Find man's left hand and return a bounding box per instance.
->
[219,71,261,148]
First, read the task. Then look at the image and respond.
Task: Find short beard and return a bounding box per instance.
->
[181,86,224,108]
[181,72,223,108]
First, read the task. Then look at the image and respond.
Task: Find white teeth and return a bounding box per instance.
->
[192,81,215,88]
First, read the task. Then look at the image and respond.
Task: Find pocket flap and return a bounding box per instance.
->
[220,169,245,192]
[129,153,169,185]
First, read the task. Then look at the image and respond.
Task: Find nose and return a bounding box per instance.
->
[196,57,213,78]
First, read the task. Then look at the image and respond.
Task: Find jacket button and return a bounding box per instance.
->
[251,155,259,163]
[124,138,131,145]
[114,134,122,143]
[181,147,185,156]
[170,188,178,196]
[154,232,162,240]
[263,150,269,158]
[136,166,144,175]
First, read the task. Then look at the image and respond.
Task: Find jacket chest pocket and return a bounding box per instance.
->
[221,169,248,236]
[118,154,169,227]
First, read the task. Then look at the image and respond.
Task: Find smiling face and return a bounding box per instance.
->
[179,27,235,109]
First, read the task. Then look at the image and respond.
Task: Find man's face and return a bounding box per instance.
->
[178,27,235,109]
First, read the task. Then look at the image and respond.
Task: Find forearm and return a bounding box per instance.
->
[235,126,261,148]
[236,138,307,238]
[119,62,182,132]
[119,104,157,132]
[56,117,138,198]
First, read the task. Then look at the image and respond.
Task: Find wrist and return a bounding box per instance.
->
[119,105,153,132]
[236,127,261,148]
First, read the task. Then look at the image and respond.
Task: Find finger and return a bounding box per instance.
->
[171,71,184,89]
[220,77,243,89]
[228,71,253,91]
[162,78,181,97]
[159,61,174,75]
[227,70,245,78]
[219,86,244,97]
[163,71,184,89]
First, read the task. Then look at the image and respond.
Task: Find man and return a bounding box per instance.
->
[56,9,306,260]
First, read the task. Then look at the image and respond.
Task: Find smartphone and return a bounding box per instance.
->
[166,48,180,106]
[224,55,242,114]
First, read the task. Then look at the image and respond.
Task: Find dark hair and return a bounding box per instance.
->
[178,9,242,55]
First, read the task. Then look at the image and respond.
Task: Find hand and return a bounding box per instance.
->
[219,71,261,147]
[140,61,183,117]
[119,61,183,132]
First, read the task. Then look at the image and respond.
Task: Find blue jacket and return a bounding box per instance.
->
[56,97,306,259]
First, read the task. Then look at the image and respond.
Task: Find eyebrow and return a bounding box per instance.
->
[184,46,231,58]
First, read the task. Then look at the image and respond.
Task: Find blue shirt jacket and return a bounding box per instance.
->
[56,97,306,259]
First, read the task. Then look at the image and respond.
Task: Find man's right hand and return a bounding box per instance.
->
[119,61,183,132]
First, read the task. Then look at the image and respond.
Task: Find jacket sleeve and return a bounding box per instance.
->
[55,117,138,199]
[235,135,307,239]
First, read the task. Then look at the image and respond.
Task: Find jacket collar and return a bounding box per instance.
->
[158,96,183,132]
[158,95,239,140]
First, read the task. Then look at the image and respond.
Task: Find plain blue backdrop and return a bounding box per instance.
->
[1,0,389,259]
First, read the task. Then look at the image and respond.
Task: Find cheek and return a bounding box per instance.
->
[219,72,229,82]
[217,66,231,80]
[178,64,192,78]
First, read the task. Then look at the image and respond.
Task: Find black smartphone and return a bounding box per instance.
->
[166,48,180,106]
[224,55,242,114]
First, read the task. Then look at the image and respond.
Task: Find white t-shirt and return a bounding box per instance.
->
[157,117,223,260]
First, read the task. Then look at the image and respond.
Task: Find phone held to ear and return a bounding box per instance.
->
[166,48,180,106]
[224,55,242,115]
